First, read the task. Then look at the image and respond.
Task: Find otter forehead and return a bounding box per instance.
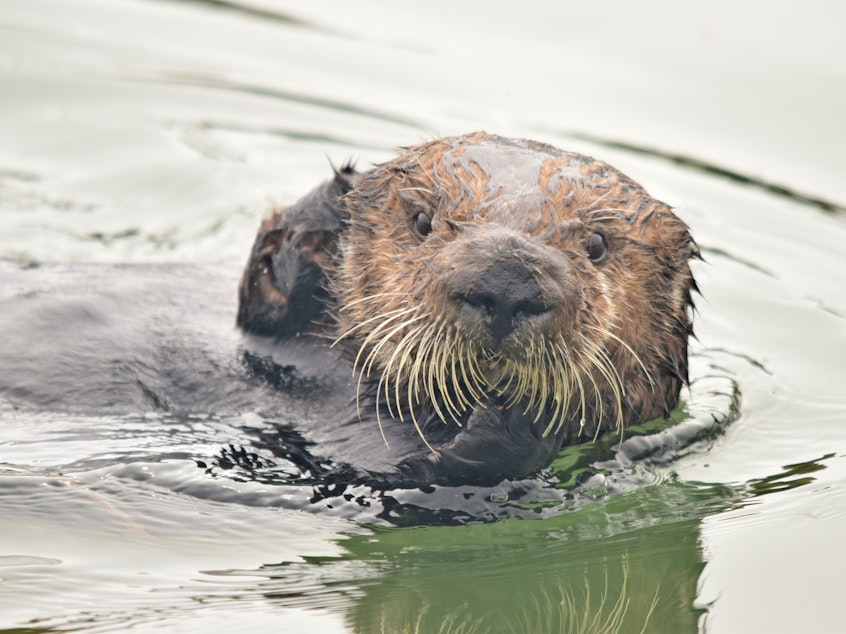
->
[426,134,607,227]
[445,142,551,197]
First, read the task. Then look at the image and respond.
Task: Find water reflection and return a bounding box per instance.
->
[327,490,717,632]
[746,454,834,497]
[19,482,735,633]
[251,483,737,632]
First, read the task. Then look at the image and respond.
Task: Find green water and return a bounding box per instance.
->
[1,1,845,632]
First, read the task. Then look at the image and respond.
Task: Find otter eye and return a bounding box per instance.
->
[586,233,607,263]
[413,211,433,239]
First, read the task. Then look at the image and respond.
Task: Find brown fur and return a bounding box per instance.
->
[332,133,695,439]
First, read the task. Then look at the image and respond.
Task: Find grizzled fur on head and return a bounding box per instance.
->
[239,132,697,445]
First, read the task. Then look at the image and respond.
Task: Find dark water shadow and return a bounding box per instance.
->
[140,71,423,130]
[164,0,317,29]
[699,245,777,278]
[560,130,846,216]
[191,119,388,152]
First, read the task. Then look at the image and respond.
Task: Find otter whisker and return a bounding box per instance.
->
[572,371,589,438]
[583,369,608,441]
[523,344,541,412]
[553,346,577,433]
[521,338,541,420]
[384,338,411,421]
[406,324,441,437]
[383,339,407,422]
[426,328,442,406]
[467,352,487,396]
[597,329,655,387]
[589,344,626,430]
[462,341,489,404]
[573,336,610,425]
[343,305,416,353]
[514,359,534,410]
[536,340,560,426]
[442,334,468,422]
[582,189,613,211]
[440,337,472,424]
[393,326,440,453]
[548,359,571,434]
[496,360,519,401]
[353,308,426,432]
[375,366,391,413]
[356,309,424,378]
[371,313,432,419]
[421,322,446,424]
[428,326,457,423]
[575,340,622,437]
[457,350,482,404]
[407,322,435,410]
[383,333,407,421]
[438,335,463,421]
[540,345,562,436]
[551,340,587,436]
[407,403,437,455]
[525,342,543,421]
[585,324,653,388]
[576,356,605,438]
[392,322,431,421]
[450,342,472,414]
[533,337,551,423]
[374,371,391,449]
[351,310,414,433]
[590,340,625,396]
[501,357,522,407]
[342,291,410,308]
[575,328,629,433]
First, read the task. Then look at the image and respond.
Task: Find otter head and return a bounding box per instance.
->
[331,132,697,440]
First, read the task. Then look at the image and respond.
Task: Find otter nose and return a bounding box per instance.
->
[460,258,548,340]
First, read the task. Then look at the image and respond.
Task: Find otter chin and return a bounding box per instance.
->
[238,131,698,487]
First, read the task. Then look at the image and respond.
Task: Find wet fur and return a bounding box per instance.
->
[238,132,697,485]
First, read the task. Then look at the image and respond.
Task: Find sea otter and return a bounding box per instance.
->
[237,132,697,487]
[0,132,696,490]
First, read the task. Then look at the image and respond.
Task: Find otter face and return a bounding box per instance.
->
[332,132,696,440]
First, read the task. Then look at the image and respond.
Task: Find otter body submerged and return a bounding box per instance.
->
[1,133,696,488]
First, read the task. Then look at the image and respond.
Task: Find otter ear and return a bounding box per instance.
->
[237,164,356,338]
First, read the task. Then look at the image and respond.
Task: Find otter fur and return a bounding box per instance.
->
[237,132,697,487]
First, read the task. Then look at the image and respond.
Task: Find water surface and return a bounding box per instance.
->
[1,1,845,632]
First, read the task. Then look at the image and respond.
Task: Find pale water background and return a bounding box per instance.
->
[1,1,845,632]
